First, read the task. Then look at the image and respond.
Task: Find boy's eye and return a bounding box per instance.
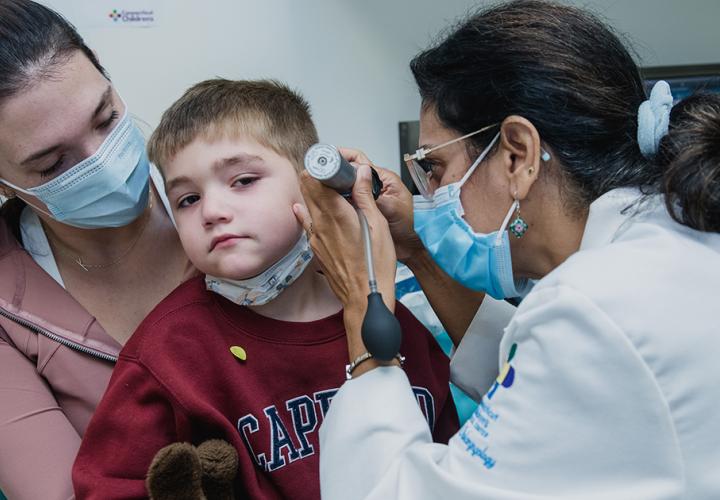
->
[178,194,200,208]
[232,176,258,187]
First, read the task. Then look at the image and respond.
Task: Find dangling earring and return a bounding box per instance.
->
[509,197,528,238]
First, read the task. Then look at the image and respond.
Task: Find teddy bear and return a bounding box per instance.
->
[146,439,239,500]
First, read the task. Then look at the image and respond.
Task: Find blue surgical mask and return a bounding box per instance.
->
[413,133,529,300]
[1,105,150,229]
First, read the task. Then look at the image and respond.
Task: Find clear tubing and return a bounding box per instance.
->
[356,207,377,293]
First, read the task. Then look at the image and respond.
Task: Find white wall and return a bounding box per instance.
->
[41,0,720,173]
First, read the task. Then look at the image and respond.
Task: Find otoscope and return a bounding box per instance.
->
[304,144,402,361]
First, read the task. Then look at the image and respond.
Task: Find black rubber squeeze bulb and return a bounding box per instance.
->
[361,291,402,361]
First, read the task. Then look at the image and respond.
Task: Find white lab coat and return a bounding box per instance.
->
[319,188,720,500]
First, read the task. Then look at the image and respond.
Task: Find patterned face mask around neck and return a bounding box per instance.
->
[412,132,530,300]
[205,232,314,306]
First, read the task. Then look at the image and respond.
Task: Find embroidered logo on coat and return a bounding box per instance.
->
[458,343,519,469]
[487,342,517,400]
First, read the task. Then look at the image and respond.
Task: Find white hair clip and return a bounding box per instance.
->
[637,80,674,158]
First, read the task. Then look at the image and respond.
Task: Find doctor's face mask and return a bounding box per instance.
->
[412,131,531,300]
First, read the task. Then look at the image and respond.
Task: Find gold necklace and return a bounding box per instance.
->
[48,194,154,272]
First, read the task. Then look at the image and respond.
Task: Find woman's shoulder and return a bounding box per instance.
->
[0,213,90,334]
[539,193,719,309]
[518,202,720,369]
[394,300,438,343]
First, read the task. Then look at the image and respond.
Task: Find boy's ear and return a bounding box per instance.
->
[497,116,543,201]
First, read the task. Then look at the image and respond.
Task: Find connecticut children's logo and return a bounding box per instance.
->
[107,8,156,25]
[487,343,517,399]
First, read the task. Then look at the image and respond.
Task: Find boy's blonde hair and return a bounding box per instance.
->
[148,78,318,172]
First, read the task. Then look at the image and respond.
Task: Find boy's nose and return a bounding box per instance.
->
[201,197,233,227]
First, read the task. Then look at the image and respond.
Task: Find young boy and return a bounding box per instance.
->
[72,79,458,499]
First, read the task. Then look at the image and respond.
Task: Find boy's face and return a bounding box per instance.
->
[165,135,304,280]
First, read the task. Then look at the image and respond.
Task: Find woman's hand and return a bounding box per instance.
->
[294,164,397,323]
[294,164,397,365]
[339,148,425,265]
[338,149,487,347]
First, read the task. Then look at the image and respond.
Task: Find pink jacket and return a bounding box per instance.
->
[0,217,121,500]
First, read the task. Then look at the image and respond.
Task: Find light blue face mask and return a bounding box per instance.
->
[1,106,150,229]
[413,133,530,300]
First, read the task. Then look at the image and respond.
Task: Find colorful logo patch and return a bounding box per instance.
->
[108,9,122,21]
[487,342,517,399]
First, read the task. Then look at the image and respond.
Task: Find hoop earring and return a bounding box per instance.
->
[509,199,528,238]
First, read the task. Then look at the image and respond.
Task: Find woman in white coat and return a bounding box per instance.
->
[293,1,720,498]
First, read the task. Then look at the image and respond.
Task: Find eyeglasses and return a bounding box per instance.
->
[403,123,499,199]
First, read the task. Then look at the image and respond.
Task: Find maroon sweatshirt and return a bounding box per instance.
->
[73,276,458,499]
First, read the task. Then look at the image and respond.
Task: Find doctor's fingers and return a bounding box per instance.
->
[369,168,421,262]
[351,166,398,298]
[350,166,391,233]
[338,146,373,166]
[297,171,357,228]
[372,167,412,218]
[292,202,313,236]
[297,174,370,305]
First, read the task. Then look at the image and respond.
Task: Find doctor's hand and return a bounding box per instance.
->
[339,148,425,264]
[294,165,397,354]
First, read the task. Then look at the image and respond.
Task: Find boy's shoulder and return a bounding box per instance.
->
[394,301,448,365]
[121,275,216,360]
[395,301,434,342]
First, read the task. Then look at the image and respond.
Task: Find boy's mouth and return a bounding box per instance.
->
[209,234,247,251]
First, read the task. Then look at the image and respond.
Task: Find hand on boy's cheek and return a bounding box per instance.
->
[294,170,398,313]
[292,184,368,307]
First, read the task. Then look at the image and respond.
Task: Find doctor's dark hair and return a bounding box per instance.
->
[410,0,719,232]
[0,0,107,238]
[656,93,720,232]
